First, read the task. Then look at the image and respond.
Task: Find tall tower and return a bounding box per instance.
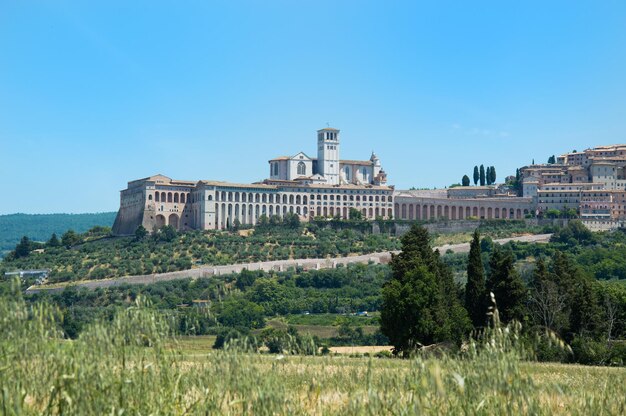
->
[317,127,340,185]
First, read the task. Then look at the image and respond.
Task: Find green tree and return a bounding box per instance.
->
[486,246,526,324]
[461,175,470,187]
[473,165,479,185]
[486,167,492,185]
[47,233,61,247]
[465,231,486,327]
[156,225,177,242]
[479,165,486,186]
[14,236,32,258]
[349,208,363,220]
[61,230,82,248]
[134,225,148,241]
[548,155,556,164]
[490,166,496,184]
[381,225,469,355]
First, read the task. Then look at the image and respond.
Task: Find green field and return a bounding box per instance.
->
[3,292,624,415]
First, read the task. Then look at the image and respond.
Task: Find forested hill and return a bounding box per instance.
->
[0,212,117,257]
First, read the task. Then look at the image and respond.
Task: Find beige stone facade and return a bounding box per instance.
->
[393,189,533,221]
[113,128,394,234]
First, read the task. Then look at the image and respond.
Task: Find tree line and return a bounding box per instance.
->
[380,223,626,365]
[461,165,497,187]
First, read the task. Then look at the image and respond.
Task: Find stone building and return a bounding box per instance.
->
[113,128,394,234]
[393,189,533,221]
[522,144,626,230]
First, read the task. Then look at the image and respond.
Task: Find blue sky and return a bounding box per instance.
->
[2,1,626,214]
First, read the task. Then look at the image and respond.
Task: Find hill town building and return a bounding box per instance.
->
[113,128,394,234]
[522,144,626,230]
[113,127,626,235]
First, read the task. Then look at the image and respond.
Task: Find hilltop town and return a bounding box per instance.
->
[113,127,626,234]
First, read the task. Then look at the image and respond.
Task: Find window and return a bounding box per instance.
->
[297,161,306,175]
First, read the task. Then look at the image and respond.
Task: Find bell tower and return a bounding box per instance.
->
[317,127,340,185]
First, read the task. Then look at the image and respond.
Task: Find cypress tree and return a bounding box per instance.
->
[479,165,485,186]
[47,233,61,247]
[486,167,492,185]
[473,166,479,185]
[490,166,496,184]
[465,230,486,327]
[381,224,470,355]
[462,175,470,186]
[486,246,527,324]
[14,236,32,259]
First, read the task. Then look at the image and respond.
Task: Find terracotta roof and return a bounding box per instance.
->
[198,180,277,190]
[340,159,372,166]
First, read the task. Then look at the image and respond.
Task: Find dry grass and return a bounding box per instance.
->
[2,294,625,415]
[329,345,392,354]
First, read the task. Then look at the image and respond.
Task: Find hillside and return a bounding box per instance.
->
[1,221,400,283]
[0,212,117,257]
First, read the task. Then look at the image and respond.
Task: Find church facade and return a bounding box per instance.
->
[112,128,395,234]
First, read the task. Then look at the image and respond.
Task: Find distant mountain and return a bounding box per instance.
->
[0,212,117,257]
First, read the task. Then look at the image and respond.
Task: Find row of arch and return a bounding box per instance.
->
[212,203,394,229]
[155,213,179,229]
[213,191,393,204]
[215,203,307,229]
[152,190,394,206]
[394,203,530,220]
[215,191,308,205]
[153,191,188,204]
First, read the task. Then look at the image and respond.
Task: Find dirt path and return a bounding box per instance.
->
[26,233,552,293]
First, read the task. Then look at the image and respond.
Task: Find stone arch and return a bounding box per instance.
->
[155,214,166,228]
[495,207,500,218]
[444,205,449,219]
[167,192,173,203]
[480,207,485,219]
[388,208,393,218]
[430,205,435,219]
[472,207,478,217]
[401,204,407,219]
[408,204,414,220]
[487,207,493,219]
[451,206,457,220]
[296,195,301,204]
[168,213,179,229]
[369,208,373,218]
[174,193,179,203]
[154,193,159,202]
[394,203,400,217]
[436,205,442,219]
[516,209,522,219]
[303,195,308,204]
